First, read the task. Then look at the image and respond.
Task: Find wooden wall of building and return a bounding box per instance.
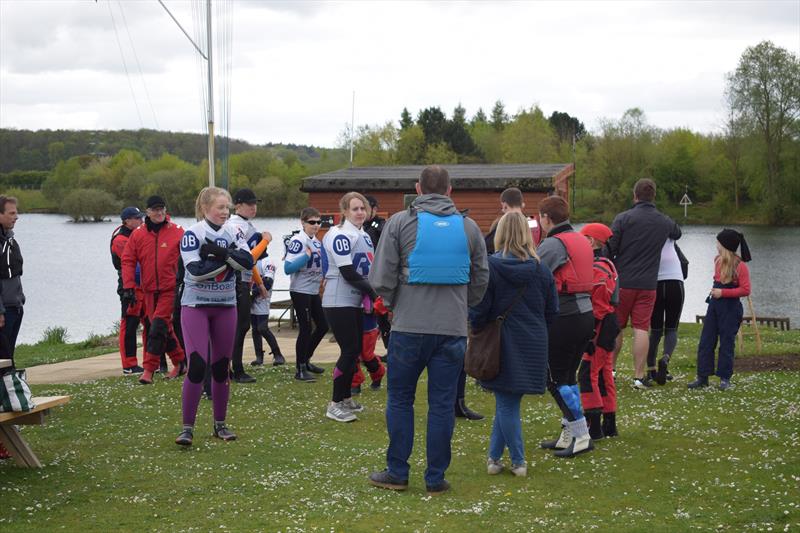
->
[307,190,551,234]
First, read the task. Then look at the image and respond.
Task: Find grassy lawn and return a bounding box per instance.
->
[13,335,118,368]
[1,324,798,532]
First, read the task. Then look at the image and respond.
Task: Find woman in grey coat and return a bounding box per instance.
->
[469,212,558,477]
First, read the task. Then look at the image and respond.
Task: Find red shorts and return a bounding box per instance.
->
[616,288,656,330]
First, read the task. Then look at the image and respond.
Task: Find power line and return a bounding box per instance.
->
[106,0,143,128]
[117,0,159,129]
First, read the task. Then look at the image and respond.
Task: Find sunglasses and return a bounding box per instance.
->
[304,219,322,225]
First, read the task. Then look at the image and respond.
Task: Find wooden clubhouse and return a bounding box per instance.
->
[300,163,574,233]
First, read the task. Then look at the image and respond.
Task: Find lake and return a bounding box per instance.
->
[9,214,800,344]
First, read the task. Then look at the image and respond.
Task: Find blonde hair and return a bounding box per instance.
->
[338,191,368,226]
[716,247,740,284]
[494,212,538,261]
[195,186,232,221]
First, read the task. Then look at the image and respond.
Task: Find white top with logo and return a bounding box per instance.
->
[321,220,374,308]
[180,220,249,306]
[251,257,276,315]
[285,231,323,295]
[224,214,260,283]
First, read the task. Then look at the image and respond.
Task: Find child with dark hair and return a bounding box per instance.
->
[688,229,751,391]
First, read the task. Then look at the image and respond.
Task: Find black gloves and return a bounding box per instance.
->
[200,239,229,261]
[121,288,136,310]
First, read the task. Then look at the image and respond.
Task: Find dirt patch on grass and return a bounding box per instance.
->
[737,354,800,372]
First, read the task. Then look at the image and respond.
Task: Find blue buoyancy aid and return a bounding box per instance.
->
[407,211,470,285]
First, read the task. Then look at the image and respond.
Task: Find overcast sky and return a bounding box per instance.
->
[1,0,798,148]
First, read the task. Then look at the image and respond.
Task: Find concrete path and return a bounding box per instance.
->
[26,327,345,385]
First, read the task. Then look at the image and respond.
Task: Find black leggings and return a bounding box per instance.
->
[547,311,594,421]
[250,314,283,359]
[648,280,684,368]
[232,281,252,374]
[324,306,363,403]
[290,291,329,369]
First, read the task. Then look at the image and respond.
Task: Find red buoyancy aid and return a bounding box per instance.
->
[552,231,594,294]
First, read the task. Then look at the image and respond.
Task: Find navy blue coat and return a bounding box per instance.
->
[468,253,559,395]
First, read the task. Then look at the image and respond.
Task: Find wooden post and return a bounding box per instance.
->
[746,296,762,354]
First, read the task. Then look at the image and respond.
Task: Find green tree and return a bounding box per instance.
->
[491,100,508,131]
[400,108,414,130]
[471,108,488,126]
[424,142,458,165]
[417,107,447,145]
[396,125,426,164]
[726,40,800,218]
[501,106,558,164]
[470,121,502,163]
[353,123,398,166]
[48,142,66,167]
[61,188,120,222]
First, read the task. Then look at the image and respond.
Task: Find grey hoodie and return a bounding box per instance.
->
[369,194,489,337]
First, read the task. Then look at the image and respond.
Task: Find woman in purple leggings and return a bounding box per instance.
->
[175,187,254,446]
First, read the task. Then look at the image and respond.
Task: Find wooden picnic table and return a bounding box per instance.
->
[0,395,71,468]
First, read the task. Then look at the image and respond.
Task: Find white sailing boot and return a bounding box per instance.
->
[540,418,572,449]
[554,418,594,458]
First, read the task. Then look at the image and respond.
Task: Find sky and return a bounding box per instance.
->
[1,0,798,148]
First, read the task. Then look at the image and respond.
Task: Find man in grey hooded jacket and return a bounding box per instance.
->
[367,165,489,495]
[0,195,24,363]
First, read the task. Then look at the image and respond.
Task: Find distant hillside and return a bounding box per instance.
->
[0,128,326,173]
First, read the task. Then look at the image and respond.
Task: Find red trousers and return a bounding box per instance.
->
[578,342,617,414]
[352,329,385,388]
[119,289,146,369]
[142,289,185,372]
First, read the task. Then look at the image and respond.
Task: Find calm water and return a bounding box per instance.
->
[10,215,800,344]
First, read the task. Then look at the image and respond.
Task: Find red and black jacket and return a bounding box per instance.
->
[122,216,184,293]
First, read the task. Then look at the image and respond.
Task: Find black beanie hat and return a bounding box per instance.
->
[717,228,751,262]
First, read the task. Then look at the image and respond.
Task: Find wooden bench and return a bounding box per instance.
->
[0,395,71,468]
[0,359,11,370]
[695,315,791,330]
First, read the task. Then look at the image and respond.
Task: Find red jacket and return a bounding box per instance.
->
[713,257,751,298]
[122,217,184,293]
[589,256,618,320]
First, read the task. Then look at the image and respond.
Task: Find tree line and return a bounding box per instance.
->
[1,41,797,224]
[346,41,799,224]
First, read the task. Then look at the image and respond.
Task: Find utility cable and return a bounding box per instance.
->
[107,0,143,127]
[117,0,159,129]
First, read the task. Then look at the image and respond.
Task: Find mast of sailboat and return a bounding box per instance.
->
[349,90,355,167]
[157,0,215,186]
[205,0,215,187]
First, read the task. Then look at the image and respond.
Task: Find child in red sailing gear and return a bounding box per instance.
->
[351,296,387,395]
[688,229,751,391]
[578,223,620,439]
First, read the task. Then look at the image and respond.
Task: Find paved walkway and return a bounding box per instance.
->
[26,326,344,385]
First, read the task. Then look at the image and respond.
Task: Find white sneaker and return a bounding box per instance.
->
[487,458,504,475]
[510,463,527,477]
[326,401,357,422]
[633,378,652,390]
[341,397,364,413]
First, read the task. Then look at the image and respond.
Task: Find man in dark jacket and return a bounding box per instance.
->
[0,195,24,363]
[605,179,681,389]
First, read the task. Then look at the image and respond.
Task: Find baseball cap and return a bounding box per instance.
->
[580,222,613,244]
[120,206,145,221]
[364,195,378,208]
[146,195,166,209]
[233,188,259,204]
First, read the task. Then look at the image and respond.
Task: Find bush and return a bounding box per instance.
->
[39,326,69,344]
[79,332,112,349]
[61,188,120,222]
[0,188,57,212]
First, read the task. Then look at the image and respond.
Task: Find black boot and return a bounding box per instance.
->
[602,412,618,438]
[586,410,605,440]
[250,353,265,367]
[455,398,484,420]
[159,353,168,374]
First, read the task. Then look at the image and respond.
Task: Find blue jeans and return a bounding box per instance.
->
[488,391,525,465]
[385,331,465,486]
[0,306,23,361]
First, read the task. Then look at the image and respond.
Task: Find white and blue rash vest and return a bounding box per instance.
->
[321,220,374,308]
[250,257,276,316]
[284,231,323,295]
[180,220,251,306]
[406,211,470,285]
[224,214,261,283]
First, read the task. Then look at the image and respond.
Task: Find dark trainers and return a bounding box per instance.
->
[655,356,669,385]
[687,377,709,389]
[232,372,256,384]
[273,354,286,366]
[426,480,451,495]
[213,424,237,441]
[175,428,193,446]
[368,470,408,491]
[370,379,382,391]
[123,365,144,375]
[719,378,733,390]
[250,355,264,367]
[306,362,325,374]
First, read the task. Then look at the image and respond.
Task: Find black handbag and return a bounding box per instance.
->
[465,286,527,381]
